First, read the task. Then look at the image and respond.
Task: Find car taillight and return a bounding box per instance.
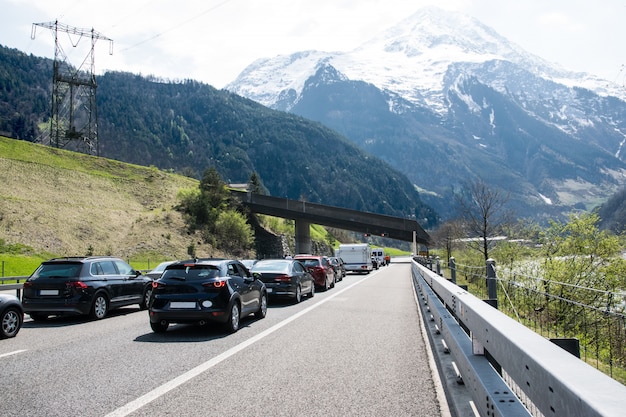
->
[152,281,164,289]
[274,275,291,282]
[23,281,33,288]
[202,280,226,288]
[66,281,88,289]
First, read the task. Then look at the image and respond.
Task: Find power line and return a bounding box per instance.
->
[119,0,235,53]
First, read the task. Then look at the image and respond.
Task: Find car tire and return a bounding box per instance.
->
[90,293,109,320]
[139,286,152,310]
[151,320,169,333]
[1,307,22,339]
[308,282,315,298]
[330,275,335,289]
[29,313,48,322]
[293,285,302,304]
[225,302,240,333]
[255,292,267,319]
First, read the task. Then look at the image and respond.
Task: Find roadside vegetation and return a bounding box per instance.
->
[430,190,626,384]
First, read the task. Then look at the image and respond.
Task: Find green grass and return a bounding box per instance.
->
[385,247,411,256]
[0,137,160,181]
[0,254,50,277]
[0,254,177,278]
[0,135,213,260]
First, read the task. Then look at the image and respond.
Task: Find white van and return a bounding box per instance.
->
[371,248,385,267]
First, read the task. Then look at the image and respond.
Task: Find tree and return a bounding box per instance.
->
[455,179,510,261]
[431,219,464,262]
[214,211,254,256]
[177,167,229,231]
[248,172,267,195]
[539,212,626,336]
[200,167,229,210]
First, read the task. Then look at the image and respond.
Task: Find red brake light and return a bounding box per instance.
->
[203,280,226,288]
[66,281,88,289]
[275,275,291,282]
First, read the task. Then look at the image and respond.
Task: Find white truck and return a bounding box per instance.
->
[335,243,372,274]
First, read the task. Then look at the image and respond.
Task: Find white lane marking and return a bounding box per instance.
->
[106,272,376,417]
[0,350,27,359]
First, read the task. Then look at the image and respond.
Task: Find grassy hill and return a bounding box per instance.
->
[0,136,229,262]
[0,45,438,229]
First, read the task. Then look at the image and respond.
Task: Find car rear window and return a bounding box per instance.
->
[251,261,289,273]
[161,265,221,280]
[33,263,82,279]
[299,259,320,268]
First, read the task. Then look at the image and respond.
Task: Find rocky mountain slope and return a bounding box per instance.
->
[227,6,626,221]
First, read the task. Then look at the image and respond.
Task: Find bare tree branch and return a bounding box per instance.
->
[455,179,510,260]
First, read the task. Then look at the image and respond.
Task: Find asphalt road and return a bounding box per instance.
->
[0,258,449,417]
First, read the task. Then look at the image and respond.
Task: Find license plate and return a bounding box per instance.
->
[266,288,273,293]
[169,301,196,309]
[40,289,59,296]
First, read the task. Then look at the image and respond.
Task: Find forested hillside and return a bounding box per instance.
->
[0,45,437,227]
[597,188,626,233]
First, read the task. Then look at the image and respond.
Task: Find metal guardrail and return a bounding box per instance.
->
[0,277,27,297]
[412,259,626,417]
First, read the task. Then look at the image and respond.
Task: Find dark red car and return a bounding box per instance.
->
[293,255,335,291]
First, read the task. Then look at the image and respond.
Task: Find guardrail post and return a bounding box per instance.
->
[435,256,441,275]
[486,258,498,309]
[449,257,456,284]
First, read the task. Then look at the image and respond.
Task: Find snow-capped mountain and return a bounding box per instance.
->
[227,6,626,222]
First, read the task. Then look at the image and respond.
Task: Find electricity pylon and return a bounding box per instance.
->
[31,21,113,155]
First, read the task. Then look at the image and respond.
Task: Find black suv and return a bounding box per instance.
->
[149,259,267,333]
[22,256,152,321]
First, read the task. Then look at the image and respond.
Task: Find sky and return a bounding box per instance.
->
[1,0,626,89]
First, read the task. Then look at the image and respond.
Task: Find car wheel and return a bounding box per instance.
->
[90,294,109,320]
[255,292,267,319]
[308,282,315,298]
[150,320,169,333]
[225,302,240,333]
[330,275,336,289]
[29,313,48,322]
[293,285,302,304]
[139,286,152,310]
[1,307,22,339]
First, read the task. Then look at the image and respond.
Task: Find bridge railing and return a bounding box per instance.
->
[412,259,626,417]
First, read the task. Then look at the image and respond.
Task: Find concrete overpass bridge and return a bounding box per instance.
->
[230,190,430,254]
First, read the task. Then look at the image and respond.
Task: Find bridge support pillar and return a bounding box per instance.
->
[295,219,311,254]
